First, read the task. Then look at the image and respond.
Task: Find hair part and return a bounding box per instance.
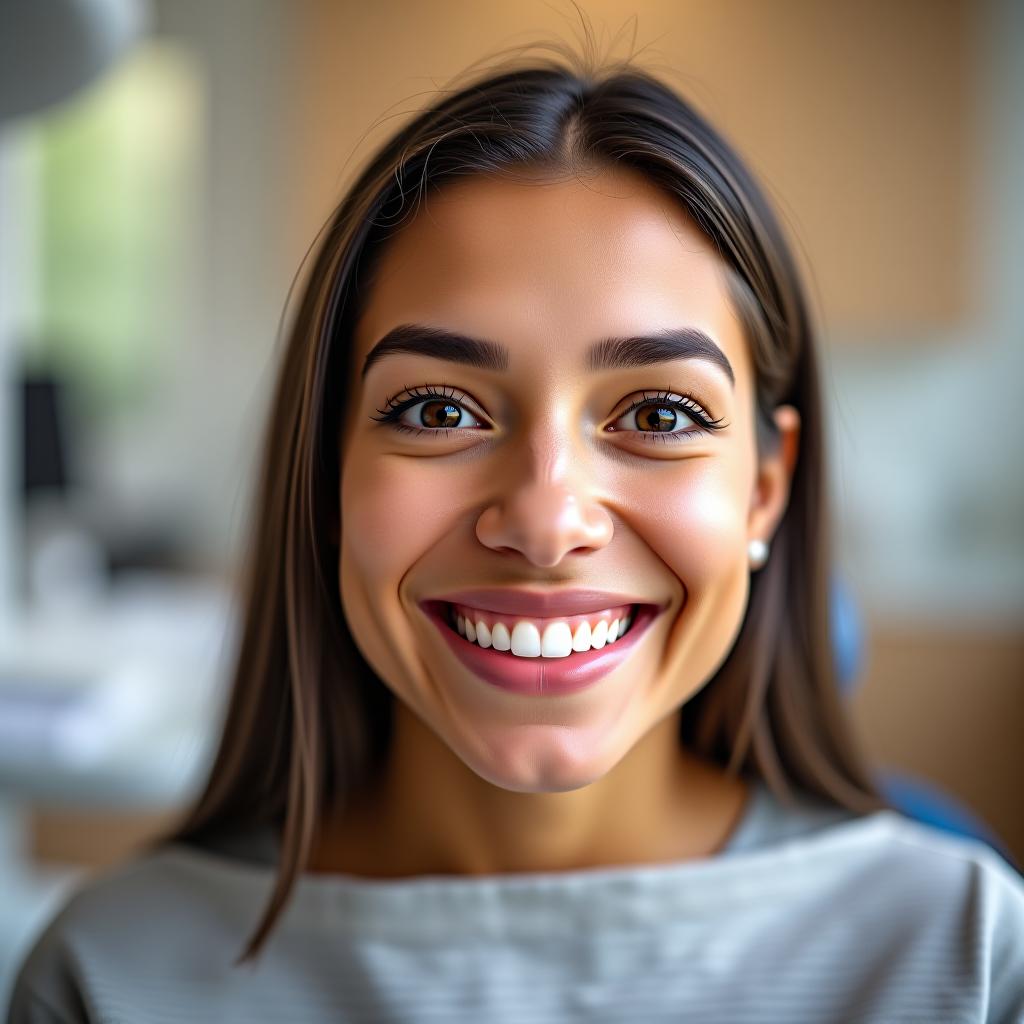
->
[153,37,892,965]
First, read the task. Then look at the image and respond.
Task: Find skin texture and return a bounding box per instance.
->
[312,164,800,878]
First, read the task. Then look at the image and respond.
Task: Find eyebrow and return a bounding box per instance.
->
[360,323,735,388]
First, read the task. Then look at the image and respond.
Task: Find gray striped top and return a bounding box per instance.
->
[7,780,1024,1023]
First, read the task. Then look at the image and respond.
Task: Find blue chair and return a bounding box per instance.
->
[829,576,1020,872]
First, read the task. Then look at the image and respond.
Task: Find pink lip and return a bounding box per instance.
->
[421,599,661,696]
[426,587,659,618]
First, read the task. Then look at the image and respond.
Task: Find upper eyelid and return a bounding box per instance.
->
[617,391,722,427]
[371,385,485,424]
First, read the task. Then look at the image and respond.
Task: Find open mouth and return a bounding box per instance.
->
[419,599,662,696]
[438,601,645,656]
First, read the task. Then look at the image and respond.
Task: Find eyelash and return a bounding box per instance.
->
[370,384,728,444]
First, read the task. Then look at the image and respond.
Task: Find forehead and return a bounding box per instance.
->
[352,165,752,387]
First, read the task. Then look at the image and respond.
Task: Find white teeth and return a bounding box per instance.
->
[475,620,492,648]
[540,622,574,658]
[452,606,636,657]
[490,621,511,651]
[510,621,541,657]
[571,620,592,652]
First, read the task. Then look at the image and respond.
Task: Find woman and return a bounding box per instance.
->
[9,48,1024,1024]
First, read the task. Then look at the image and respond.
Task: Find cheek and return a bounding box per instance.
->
[340,451,462,597]
[629,459,752,691]
[632,460,748,586]
[340,454,405,581]
[339,451,460,689]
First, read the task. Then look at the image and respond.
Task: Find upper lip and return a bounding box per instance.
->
[424,588,659,617]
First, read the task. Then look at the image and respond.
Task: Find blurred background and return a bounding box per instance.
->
[1,0,1021,1006]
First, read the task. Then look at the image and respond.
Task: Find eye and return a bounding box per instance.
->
[370,385,487,438]
[370,384,728,444]
[608,391,727,444]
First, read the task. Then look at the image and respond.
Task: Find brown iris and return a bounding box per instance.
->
[635,405,677,432]
[420,401,463,428]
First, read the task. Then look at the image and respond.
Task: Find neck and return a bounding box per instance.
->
[308,704,750,879]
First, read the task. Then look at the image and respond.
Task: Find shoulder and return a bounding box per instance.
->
[723,797,1024,1022]
[6,843,264,1024]
[837,808,1024,909]
[750,782,1024,918]
[804,810,1024,1021]
[784,803,1024,923]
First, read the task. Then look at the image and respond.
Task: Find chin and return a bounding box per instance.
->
[457,732,616,794]
[479,772,601,796]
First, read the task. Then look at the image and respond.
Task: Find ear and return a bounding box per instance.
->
[747,404,801,545]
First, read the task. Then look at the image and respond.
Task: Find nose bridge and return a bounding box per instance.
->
[518,433,578,519]
[475,403,614,565]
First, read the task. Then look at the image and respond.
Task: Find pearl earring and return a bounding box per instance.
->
[748,538,769,570]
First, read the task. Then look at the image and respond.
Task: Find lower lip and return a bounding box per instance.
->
[421,601,660,696]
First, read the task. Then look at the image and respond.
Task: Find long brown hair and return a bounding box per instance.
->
[157,40,892,964]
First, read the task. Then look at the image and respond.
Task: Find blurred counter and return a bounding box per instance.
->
[0,571,234,810]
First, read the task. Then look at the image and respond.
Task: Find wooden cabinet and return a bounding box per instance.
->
[289,0,975,334]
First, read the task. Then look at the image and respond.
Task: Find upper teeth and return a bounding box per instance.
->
[452,605,635,658]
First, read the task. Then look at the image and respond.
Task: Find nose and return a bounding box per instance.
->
[475,435,614,567]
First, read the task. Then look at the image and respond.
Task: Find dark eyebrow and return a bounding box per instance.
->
[360,323,735,388]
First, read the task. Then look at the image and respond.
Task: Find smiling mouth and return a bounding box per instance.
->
[421,598,662,696]
[431,599,655,657]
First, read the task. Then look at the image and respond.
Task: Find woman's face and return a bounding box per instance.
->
[338,164,798,794]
